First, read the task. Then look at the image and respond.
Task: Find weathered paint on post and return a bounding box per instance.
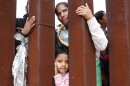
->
[106,0,130,86]
[28,0,55,86]
[0,0,16,86]
[69,0,96,86]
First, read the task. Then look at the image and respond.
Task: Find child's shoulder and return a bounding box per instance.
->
[54,73,62,78]
[54,72,69,78]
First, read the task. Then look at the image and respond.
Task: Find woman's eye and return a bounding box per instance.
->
[63,9,68,12]
[57,13,61,16]
[57,60,62,63]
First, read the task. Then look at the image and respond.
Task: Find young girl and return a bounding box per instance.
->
[54,50,69,86]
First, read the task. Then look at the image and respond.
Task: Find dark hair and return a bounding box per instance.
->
[94,10,105,23]
[55,48,69,58]
[55,2,68,16]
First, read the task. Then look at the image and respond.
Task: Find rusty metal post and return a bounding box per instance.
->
[0,0,16,86]
[69,0,96,86]
[28,0,55,86]
[106,0,130,86]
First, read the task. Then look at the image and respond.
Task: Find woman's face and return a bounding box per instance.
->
[102,12,107,23]
[55,53,69,74]
[102,12,107,28]
[56,4,68,26]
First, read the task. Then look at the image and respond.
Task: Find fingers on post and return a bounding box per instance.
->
[85,3,89,9]
[29,16,36,24]
[27,16,36,28]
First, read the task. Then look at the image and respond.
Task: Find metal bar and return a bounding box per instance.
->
[28,0,55,86]
[0,0,16,86]
[69,0,96,86]
[106,0,130,86]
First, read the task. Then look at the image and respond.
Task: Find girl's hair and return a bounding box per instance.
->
[55,49,69,58]
[55,2,68,16]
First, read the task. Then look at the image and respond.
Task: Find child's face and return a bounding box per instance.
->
[55,53,69,74]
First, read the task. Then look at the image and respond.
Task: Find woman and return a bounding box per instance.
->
[55,2,108,86]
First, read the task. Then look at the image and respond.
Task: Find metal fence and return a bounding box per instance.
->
[0,0,130,86]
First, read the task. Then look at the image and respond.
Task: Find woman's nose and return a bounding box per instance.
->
[61,12,65,17]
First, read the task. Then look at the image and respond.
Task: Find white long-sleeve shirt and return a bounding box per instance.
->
[87,17,108,51]
[87,17,108,60]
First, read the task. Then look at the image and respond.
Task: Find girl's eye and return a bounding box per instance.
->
[57,60,62,63]
[65,60,69,63]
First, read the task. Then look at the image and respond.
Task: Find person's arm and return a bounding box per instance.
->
[15,16,36,41]
[87,17,108,51]
[21,16,36,36]
[76,3,108,51]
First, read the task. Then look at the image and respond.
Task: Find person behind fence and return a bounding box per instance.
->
[94,10,109,86]
[54,49,69,86]
[55,2,108,86]
[12,15,36,86]
[15,1,29,52]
